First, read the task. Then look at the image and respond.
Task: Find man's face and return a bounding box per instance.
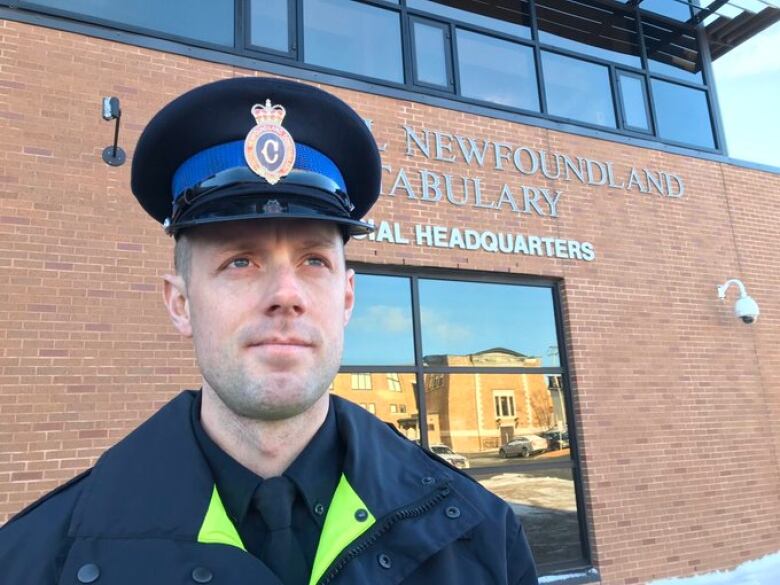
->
[166,219,354,421]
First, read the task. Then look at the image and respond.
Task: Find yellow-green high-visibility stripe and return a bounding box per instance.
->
[197,485,246,551]
[309,474,375,585]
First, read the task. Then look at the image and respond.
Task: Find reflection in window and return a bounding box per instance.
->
[332,372,420,440]
[28,0,234,45]
[343,274,414,366]
[494,392,517,417]
[643,17,703,83]
[618,72,651,132]
[542,51,616,128]
[387,373,402,392]
[640,0,692,22]
[424,374,570,465]
[652,79,715,148]
[412,20,449,87]
[536,0,641,68]
[407,0,531,39]
[351,373,372,390]
[418,280,559,368]
[456,29,540,111]
[250,0,289,52]
[474,467,583,567]
[303,0,403,82]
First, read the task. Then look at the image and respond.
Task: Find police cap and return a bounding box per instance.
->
[131,77,381,237]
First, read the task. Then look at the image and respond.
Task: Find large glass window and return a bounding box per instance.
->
[250,0,290,53]
[343,274,415,366]
[25,0,234,45]
[407,0,531,39]
[542,51,616,128]
[651,79,715,148]
[643,16,703,83]
[418,279,560,368]
[640,0,692,22]
[456,29,539,111]
[303,0,404,83]
[536,0,642,68]
[342,271,587,571]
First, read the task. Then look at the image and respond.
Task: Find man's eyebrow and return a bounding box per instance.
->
[299,238,339,250]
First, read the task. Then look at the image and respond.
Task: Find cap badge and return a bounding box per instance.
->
[244,100,296,185]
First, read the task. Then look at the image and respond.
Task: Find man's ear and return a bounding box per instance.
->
[343,268,355,327]
[162,274,192,337]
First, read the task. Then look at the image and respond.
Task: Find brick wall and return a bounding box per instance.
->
[1,19,778,584]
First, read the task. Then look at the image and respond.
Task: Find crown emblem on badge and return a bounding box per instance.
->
[244,100,296,185]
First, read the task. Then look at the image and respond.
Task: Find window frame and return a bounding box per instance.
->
[6,0,724,153]
[615,68,654,134]
[245,0,297,57]
[408,15,455,91]
[341,263,592,573]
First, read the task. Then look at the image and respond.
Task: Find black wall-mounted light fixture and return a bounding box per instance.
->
[101,96,125,166]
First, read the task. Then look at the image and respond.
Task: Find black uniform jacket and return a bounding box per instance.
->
[0,391,538,585]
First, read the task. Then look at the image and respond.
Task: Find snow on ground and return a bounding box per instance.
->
[648,551,780,585]
[479,473,576,512]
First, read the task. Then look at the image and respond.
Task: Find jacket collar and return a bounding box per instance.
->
[68,391,483,556]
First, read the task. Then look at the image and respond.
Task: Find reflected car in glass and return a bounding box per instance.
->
[540,430,569,451]
[430,444,471,469]
[498,435,549,458]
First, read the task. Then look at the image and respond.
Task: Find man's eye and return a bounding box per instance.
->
[305,257,327,267]
[229,258,251,269]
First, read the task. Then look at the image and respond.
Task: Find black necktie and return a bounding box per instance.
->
[252,476,309,585]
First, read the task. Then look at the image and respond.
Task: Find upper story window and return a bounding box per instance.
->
[12,0,720,152]
[25,0,235,45]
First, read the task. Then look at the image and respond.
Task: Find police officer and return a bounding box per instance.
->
[0,77,538,585]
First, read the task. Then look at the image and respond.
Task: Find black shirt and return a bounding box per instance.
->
[190,392,343,573]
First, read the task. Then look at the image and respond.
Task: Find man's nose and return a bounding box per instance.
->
[264,264,306,316]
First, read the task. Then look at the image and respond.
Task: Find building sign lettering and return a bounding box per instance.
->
[362,120,689,263]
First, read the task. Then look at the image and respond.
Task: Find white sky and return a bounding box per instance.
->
[711,21,780,168]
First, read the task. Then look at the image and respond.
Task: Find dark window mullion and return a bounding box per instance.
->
[295,0,304,61]
[410,275,429,449]
[696,25,725,152]
[609,63,624,131]
[529,0,548,114]
[449,21,461,96]
[235,0,244,50]
[400,1,414,86]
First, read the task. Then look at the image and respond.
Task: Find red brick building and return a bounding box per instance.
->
[1,2,778,583]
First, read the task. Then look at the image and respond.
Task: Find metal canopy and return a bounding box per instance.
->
[632,0,780,59]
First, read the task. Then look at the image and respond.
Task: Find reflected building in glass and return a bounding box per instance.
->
[424,349,561,453]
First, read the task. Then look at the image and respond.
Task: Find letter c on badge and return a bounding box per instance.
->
[261,139,280,165]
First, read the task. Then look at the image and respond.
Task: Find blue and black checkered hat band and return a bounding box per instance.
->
[171,140,346,201]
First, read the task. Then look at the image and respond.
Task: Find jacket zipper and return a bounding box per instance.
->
[317,484,452,585]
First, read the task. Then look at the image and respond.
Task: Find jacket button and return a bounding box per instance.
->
[314,502,326,516]
[421,476,435,486]
[354,508,369,522]
[192,567,213,583]
[445,506,461,519]
[377,553,392,569]
[77,563,100,583]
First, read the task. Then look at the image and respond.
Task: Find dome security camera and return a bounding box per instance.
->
[717,279,759,325]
